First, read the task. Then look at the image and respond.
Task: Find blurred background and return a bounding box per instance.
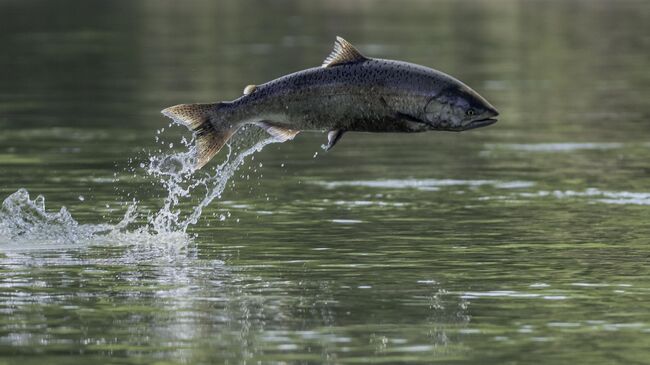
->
[1,0,648,202]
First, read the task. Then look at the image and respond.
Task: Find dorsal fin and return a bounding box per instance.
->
[322,36,367,68]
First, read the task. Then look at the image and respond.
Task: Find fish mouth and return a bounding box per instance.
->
[462,117,498,131]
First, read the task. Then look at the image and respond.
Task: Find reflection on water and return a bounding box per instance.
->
[1,0,650,363]
[486,142,625,152]
[317,178,535,190]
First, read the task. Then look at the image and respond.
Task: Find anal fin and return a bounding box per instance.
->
[323,130,345,151]
[255,121,299,142]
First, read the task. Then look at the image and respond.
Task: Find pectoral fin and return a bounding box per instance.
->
[323,130,345,151]
[255,121,299,142]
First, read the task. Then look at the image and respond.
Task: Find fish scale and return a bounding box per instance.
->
[162,36,498,170]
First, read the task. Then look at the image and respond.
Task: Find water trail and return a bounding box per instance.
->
[182,136,278,230]
[147,127,282,233]
[0,126,282,246]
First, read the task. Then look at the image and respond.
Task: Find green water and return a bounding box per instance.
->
[2,0,650,364]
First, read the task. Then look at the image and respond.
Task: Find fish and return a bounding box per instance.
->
[162,36,499,169]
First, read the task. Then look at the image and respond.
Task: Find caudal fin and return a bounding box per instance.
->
[161,103,237,170]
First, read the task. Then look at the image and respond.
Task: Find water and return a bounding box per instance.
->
[1,0,650,363]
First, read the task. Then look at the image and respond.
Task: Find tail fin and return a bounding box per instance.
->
[161,103,237,170]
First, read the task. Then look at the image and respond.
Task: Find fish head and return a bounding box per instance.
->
[423,83,499,131]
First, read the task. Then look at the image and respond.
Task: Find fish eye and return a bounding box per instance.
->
[466,109,476,117]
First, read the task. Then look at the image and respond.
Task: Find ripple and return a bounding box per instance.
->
[0,128,111,141]
[461,290,545,299]
[317,179,535,190]
[393,345,433,352]
[519,188,650,206]
[487,142,624,152]
[333,200,407,207]
[485,188,650,206]
[331,219,363,224]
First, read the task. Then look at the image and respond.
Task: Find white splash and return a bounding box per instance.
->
[0,188,109,245]
[0,127,283,247]
[147,130,282,233]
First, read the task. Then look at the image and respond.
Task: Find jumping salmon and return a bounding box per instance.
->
[162,37,499,169]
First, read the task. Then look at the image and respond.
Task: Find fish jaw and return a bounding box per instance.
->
[463,106,499,130]
[460,117,498,131]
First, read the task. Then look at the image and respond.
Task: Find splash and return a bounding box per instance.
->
[0,126,282,246]
[0,188,109,244]
[146,127,283,233]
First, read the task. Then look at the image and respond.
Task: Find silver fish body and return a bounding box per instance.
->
[163,37,499,169]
